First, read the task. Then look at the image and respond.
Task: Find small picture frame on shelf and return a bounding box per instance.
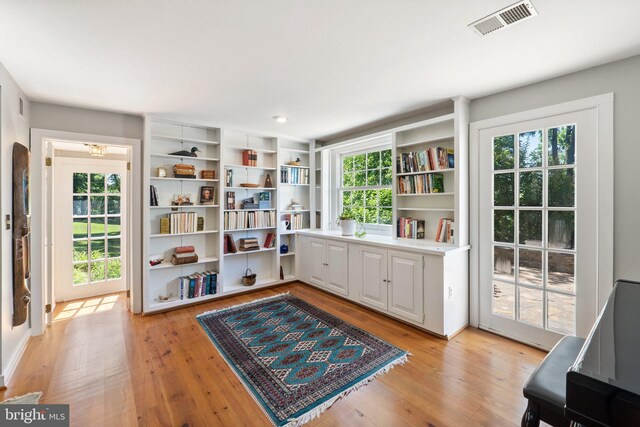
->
[199,186,215,205]
[157,166,167,178]
[172,194,193,206]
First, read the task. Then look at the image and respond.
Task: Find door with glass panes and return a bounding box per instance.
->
[479,108,599,349]
[54,158,128,301]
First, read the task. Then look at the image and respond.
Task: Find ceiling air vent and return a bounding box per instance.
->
[469,0,538,36]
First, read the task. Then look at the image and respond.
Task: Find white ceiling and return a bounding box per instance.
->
[1,1,639,140]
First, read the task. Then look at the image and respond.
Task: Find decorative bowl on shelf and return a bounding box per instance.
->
[240,183,260,188]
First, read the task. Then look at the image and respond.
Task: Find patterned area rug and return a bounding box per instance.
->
[197,293,408,426]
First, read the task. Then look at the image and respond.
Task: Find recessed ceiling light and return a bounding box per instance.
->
[273,116,288,123]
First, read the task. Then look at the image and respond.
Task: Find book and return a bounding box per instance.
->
[197,217,204,231]
[263,232,276,248]
[242,149,257,166]
[176,245,195,254]
[224,233,237,253]
[160,217,170,234]
[226,191,236,209]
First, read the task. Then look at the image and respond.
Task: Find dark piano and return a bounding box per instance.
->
[566,279,640,426]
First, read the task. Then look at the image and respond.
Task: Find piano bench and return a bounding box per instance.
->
[522,336,586,427]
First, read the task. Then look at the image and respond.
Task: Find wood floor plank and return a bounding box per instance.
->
[2,282,546,426]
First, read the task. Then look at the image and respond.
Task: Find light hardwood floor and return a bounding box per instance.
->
[2,282,546,426]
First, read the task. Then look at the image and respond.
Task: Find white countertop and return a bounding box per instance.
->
[297,229,470,256]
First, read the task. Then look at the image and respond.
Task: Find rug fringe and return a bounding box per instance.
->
[281,353,410,427]
[1,391,43,404]
[196,292,290,318]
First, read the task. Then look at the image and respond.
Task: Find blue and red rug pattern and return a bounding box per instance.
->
[197,293,408,426]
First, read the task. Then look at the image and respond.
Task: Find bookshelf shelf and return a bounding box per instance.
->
[280,252,295,257]
[150,177,219,183]
[151,134,220,145]
[279,164,310,169]
[225,187,276,191]
[396,168,454,177]
[280,183,309,187]
[224,164,277,171]
[150,205,219,209]
[151,153,219,162]
[150,230,219,238]
[396,207,455,212]
[226,146,277,154]
[397,192,454,197]
[224,208,276,212]
[224,247,276,257]
[150,256,220,270]
[224,226,276,232]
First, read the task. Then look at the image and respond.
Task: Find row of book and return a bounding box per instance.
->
[150,185,160,206]
[224,210,276,230]
[283,213,307,231]
[178,271,218,299]
[435,218,455,244]
[281,166,309,184]
[242,150,258,166]
[397,173,444,194]
[397,217,426,239]
[223,232,276,254]
[396,147,454,174]
[161,212,202,234]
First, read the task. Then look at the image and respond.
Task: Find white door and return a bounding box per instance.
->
[479,109,599,348]
[388,250,423,323]
[358,246,388,310]
[308,238,326,287]
[326,241,349,295]
[54,158,128,301]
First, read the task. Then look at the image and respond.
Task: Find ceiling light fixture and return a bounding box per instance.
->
[88,144,107,157]
[273,116,288,123]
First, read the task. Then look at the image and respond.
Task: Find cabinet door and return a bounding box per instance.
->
[388,250,424,323]
[308,238,326,287]
[358,246,388,310]
[326,240,349,296]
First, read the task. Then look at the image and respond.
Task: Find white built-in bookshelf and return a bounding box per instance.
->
[143,118,313,313]
[392,98,469,247]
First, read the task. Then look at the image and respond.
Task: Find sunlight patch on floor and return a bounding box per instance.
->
[54,295,119,321]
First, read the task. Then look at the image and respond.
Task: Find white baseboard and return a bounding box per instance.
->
[2,331,31,387]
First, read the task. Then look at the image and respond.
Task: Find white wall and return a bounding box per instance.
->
[0,62,31,386]
[31,101,143,140]
[469,54,640,283]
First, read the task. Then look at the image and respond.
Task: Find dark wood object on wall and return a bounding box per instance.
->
[13,142,31,326]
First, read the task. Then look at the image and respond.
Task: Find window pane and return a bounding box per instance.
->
[367,151,380,169]
[73,196,88,216]
[518,249,543,286]
[107,196,121,215]
[365,190,378,207]
[518,287,543,327]
[73,240,88,262]
[548,252,575,293]
[108,259,121,279]
[493,135,514,170]
[519,171,543,206]
[379,189,392,207]
[519,130,543,168]
[379,208,392,225]
[351,206,364,223]
[381,168,392,185]
[366,169,380,186]
[519,210,542,246]
[548,125,576,166]
[494,210,514,243]
[547,292,575,335]
[381,149,392,167]
[73,218,88,239]
[493,173,514,206]
[343,172,354,187]
[73,173,88,193]
[107,238,121,258]
[91,239,106,260]
[90,217,106,237]
[353,154,366,171]
[364,207,378,224]
[91,196,105,215]
[548,211,575,249]
[91,261,106,282]
[107,217,121,236]
[90,173,105,193]
[493,246,514,282]
[354,171,366,186]
[352,190,364,206]
[342,191,351,206]
[73,263,88,285]
[342,156,353,172]
[493,281,514,318]
[107,174,121,194]
[548,169,575,207]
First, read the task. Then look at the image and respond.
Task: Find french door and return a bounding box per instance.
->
[479,108,599,349]
[54,158,128,301]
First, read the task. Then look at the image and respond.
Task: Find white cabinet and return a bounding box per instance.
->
[352,245,424,324]
[306,237,348,296]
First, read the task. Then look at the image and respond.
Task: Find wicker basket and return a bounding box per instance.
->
[242,268,257,286]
